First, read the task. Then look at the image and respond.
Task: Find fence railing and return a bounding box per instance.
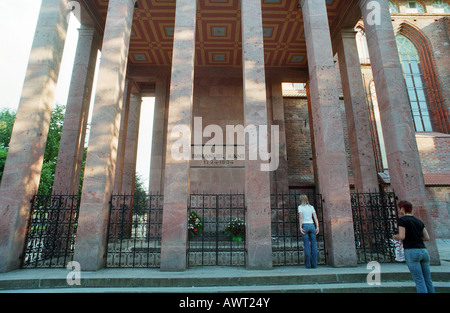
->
[188,194,246,267]
[351,191,399,263]
[22,194,80,268]
[271,192,326,266]
[106,194,163,268]
[21,191,400,269]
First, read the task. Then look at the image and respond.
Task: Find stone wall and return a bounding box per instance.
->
[190,67,245,194]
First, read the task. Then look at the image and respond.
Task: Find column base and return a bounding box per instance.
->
[159,249,187,272]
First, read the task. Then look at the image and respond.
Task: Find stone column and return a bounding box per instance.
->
[271,80,289,194]
[160,0,197,271]
[359,0,440,263]
[120,93,141,238]
[337,29,379,192]
[73,0,136,271]
[305,82,320,190]
[149,77,168,194]
[301,0,357,267]
[241,0,273,270]
[53,26,100,195]
[121,94,142,195]
[0,0,69,273]
[113,79,131,194]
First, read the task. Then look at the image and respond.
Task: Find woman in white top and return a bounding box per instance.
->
[298,195,319,268]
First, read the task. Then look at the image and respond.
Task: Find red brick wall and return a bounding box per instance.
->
[283,97,314,186]
[284,97,450,238]
[416,133,450,238]
[283,97,353,187]
[426,187,450,238]
[416,133,450,173]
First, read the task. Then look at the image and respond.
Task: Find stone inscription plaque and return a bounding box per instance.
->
[190,144,245,168]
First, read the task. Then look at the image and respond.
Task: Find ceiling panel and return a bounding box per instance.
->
[92,0,346,67]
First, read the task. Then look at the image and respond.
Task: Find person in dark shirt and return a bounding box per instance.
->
[393,200,435,293]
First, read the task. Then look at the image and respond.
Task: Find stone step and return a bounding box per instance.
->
[1,264,449,293]
[2,281,449,293]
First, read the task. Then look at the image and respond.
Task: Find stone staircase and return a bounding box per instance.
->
[0,263,449,293]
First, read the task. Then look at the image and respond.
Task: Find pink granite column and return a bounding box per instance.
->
[113,79,131,194]
[121,94,142,195]
[241,0,273,269]
[271,80,289,194]
[53,26,100,195]
[301,0,357,267]
[149,77,168,194]
[110,80,131,237]
[305,82,320,189]
[337,29,379,192]
[121,93,141,237]
[73,0,136,271]
[0,0,69,273]
[360,0,440,264]
[160,0,197,271]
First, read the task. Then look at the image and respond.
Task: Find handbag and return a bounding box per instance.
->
[393,239,405,262]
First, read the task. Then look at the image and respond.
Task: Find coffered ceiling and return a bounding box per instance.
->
[90,0,351,68]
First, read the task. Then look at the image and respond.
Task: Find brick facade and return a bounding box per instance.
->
[284,97,314,187]
[282,4,450,238]
[284,94,450,238]
[427,187,450,238]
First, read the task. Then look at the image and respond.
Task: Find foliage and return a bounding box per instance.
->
[37,104,65,195]
[77,147,87,195]
[0,146,8,180]
[0,105,66,194]
[0,108,16,178]
[0,105,146,196]
[132,174,149,216]
[225,218,245,238]
[43,104,65,164]
[188,211,203,238]
[0,108,15,148]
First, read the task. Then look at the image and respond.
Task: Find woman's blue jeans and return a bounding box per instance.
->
[404,248,435,293]
[301,223,318,268]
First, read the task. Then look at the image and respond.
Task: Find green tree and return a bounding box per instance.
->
[0,108,15,147]
[37,104,65,195]
[0,108,16,179]
[0,105,65,193]
[133,174,148,215]
[0,105,146,196]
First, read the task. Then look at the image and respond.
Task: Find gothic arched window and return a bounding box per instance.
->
[432,0,450,13]
[388,1,399,13]
[405,1,426,13]
[369,81,388,170]
[355,28,370,64]
[396,34,433,132]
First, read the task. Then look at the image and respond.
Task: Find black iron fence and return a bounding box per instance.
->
[188,194,246,267]
[21,190,400,269]
[271,192,326,266]
[106,194,163,268]
[22,194,80,268]
[351,191,399,263]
